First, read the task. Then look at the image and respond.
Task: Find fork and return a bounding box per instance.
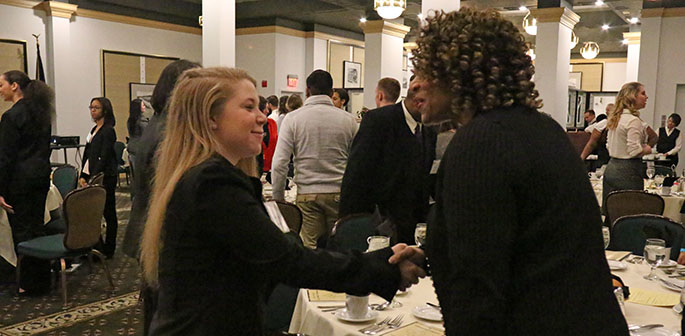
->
[359,317,390,334]
[387,314,404,329]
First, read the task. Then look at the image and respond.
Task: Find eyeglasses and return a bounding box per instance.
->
[88,105,102,110]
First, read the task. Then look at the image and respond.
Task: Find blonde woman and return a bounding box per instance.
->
[140,67,424,335]
[602,82,651,207]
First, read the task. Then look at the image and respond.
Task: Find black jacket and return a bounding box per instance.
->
[339,102,436,243]
[81,124,117,177]
[0,99,51,196]
[122,113,166,258]
[427,106,628,335]
[149,155,400,335]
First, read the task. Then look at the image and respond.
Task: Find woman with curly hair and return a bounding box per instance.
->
[602,82,652,205]
[407,8,628,335]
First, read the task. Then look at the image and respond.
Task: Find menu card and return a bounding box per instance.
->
[306,290,346,302]
[383,322,444,336]
[626,288,680,307]
[605,251,631,261]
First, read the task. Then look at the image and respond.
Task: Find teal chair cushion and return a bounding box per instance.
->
[17,234,90,260]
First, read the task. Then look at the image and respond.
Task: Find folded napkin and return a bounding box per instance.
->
[663,177,677,187]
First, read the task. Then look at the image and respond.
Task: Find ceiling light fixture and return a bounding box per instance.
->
[522,12,537,35]
[595,0,604,6]
[360,17,367,23]
[374,0,406,20]
[622,39,629,45]
[570,31,579,49]
[629,17,639,24]
[580,42,600,59]
[602,24,610,30]
[519,6,527,11]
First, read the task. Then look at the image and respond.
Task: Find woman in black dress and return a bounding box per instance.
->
[0,70,53,294]
[140,67,425,335]
[79,97,118,258]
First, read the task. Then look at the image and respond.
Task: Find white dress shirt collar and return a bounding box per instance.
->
[402,100,420,134]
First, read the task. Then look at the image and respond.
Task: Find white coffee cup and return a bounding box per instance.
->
[345,294,369,318]
[366,236,390,252]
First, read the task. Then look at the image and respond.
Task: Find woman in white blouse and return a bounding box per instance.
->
[602,82,651,207]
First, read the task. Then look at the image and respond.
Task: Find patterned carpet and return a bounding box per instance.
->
[0,186,144,335]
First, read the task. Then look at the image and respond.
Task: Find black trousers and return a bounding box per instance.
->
[102,175,118,255]
[7,187,51,292]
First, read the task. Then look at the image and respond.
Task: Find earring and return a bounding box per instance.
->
[211,124,218,130]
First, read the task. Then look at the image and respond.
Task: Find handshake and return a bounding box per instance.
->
[388,244,427,291]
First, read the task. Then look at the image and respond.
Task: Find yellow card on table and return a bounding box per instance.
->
[627,288,680,307]
[605,251,631,261]
[306,290,346,302]
[383,322,444,336]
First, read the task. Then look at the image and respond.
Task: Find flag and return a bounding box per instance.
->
[35,42,45,82]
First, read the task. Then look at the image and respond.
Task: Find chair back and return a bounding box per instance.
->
[275,201,301,234]
[62,186,107,250]
[114,141,126,166]
[53,165,78,198]
[655,165,675,177]
[605,190,664,227]
[566,131,591,155]
[328,213,378,252]
[90,172,105,186]
[610,214,685,260]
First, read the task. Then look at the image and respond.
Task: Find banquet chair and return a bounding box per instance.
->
[15,186,113,306]
[609,214,684,260]
[275,200,301,234]
[89,172,104,187]
[52,165,78,199]
[605,190,664,227]
[327,213,378,252]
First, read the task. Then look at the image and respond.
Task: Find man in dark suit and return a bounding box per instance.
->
[339,77,437,244]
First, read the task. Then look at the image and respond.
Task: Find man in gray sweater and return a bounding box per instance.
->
[271,70,358,248]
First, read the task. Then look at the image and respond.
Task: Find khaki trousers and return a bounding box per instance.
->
[296,193,340,249]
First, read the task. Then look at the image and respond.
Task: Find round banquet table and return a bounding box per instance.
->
[289,258,682,335]
[0,183,63,267]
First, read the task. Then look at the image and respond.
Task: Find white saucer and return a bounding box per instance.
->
[607,260,628,271]
[334,309,378,323]
[629,326,679,336]
[412,305,443,322]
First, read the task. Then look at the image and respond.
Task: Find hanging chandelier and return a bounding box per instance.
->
[580,41,600,59]
[374,0,406,20]
[570,31,578,49]
[522,12,537,35]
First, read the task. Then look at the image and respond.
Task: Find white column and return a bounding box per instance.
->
[305,35,328,75]
[360,20,410,108]
[531,7,580,127]
[422,0,460,18]
[202,0,235,67]
[623,32,641,83]
[34,1,77,138]
[638,13,662,128]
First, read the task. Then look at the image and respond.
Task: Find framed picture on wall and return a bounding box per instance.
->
[129,82,157,119]
[343,61,362,89]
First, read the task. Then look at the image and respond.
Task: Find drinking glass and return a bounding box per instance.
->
[602,227,610,249]
[643,238,667,281]
[414,223,427,247]
[647,167,656,180]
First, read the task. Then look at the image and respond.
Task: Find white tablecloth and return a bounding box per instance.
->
[592,178,685,223]
[289,261,682,335]
[0,183,63,267]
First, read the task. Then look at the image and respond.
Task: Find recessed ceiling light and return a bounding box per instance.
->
[629,17,639,24]
[360,17,367,23]
[595,0,604,6]
[602,24,610,30]
[519,6,527,11]
[622,39,629,45]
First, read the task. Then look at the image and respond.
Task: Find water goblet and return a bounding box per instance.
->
[643,238,667,281]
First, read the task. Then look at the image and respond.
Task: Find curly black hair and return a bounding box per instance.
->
[412,8,542,118]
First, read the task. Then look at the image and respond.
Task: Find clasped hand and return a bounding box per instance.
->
[389,243,427,290]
